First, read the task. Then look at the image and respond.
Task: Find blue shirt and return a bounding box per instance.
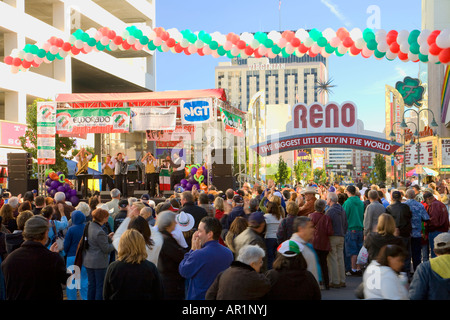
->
[179,240,233,300]
[405,199,430,238]
[381,198,389,208]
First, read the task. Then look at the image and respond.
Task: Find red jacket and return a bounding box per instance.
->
[426,198,449,233]
[309,211,334,251]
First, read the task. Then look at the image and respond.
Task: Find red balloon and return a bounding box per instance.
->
[244,46,254,56]
[290,37,301,47]
[283,31,295,42]
[429,43,443,55]
[113,36,123,45]
[166,38,176,47]
[386,30,398,45]
[31,61,39,68]
[398,51,408,61]
[154,27,164,37]
[99,27,109,36]
[232,34,240,45]
[226,33,234,42]
[236,40,246,50]
[299,43,309,53]
[4,56,13,65]
[197,48,204,56]
[389,42,400,54]
[183,47,191,55]
[62,42,72,51]
[22,60,31,68]
[174,43,184,53]
[342,37,354,48]
[161,32,170,41]
[13,57,22,67]
[253,50,262,58]
[439,48,450,64]
[308,48,318,58]
[350,45,361,55]
[71,47,80,55]
[107,30,116,39]
[48,36,57,45]
[427,30,440,45]
[336,28,349,41]
[55,38,64,47]
[121,41,131,50]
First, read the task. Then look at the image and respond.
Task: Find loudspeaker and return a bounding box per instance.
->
[212,163,233,177]
[211,176,236,192]
[8,179,38,197]
[211,148,233,165]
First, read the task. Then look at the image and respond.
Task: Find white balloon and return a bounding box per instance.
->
[17,50,25,59]
[349,28,363,40]
[337,44,348,55]
[375,29,387,43]
[203,46,212,55]
[188,44,197,54]
[211,50,220,58]
[408,52,419,61]
[148,30,157,41]
[258,46,268,55]
[362,46,373,57]
[127,36,136,45]
[224,41,233,51]
[436,29,450,48]
[100,36,110,46]
[195,40,204,49]
[295,28,309,42]
[285,43,295,54]
[377,41,389,53]
[428,54,439,63]
[180,38,189,48]
[397,30,409,44]
[303,37,314,47]
[417,29,431,44]
[310,43,321,54]
[109,43,118,51]
[400,42,410,53]
[240,53,249,59]
[268,30,281,42]
[58,50,68,58]
[250,39,260,49]
[230,46,240,56]
[24,53,34,62]
[11,66,20,74]
[419,43,430,55]
[42,42,51,51]
[161,43,170,52]
[122,30,131,39]
[134,42,144,50]
[385,50,398,60]
[278,38,288,48]
[153,37,163,47]
[322,28,336,41]
[240,32,253,43]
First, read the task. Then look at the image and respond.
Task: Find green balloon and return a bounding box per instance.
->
[209,41,218,50]
[139,36,149,45]
[367,39,378,51]
[226,51,234,59]
[46,52,55,61]
[157,46,163,52]
[81,33,90,42]
[363,28,375,42]
[408,30,421,45]
[271,45,281,54]
[37,49,46,58]
[309,28,322,41]
[202,34,212,44]
[217,46,227,56]
[281,48,290,58]
[134,29,143,39]
[264,38,273,48]
[409,43,420,55]
[325,43,335,54]
[317,37,328,47]
[87,38,97,47]
[187,33,197,43]
[96,42,105,51]
[30,45,39,55]
[56,53,64,60]
[419,53,428,62]
[73,29,84,39]
[148,41,156,50]
[374,49,386,58]
[23,44,32,53]
[335,51,344,57]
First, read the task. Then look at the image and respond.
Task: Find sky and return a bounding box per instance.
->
[154,0,423,133]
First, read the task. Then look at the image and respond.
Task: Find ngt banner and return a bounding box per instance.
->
[56,108,130,134]
[180,98,213,124]
[252,101,402,156]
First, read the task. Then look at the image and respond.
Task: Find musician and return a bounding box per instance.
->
[74,148,92,192]
[167,152,186,190]
[114,152,128,197]
[101,154,115,191]
[141,151,159,198]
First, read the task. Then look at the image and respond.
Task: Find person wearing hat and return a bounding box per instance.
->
[222,194,245,233]
[386,190,413,275]
[1,215,70,300]
[264,239,321,300]
[297,186,318,216]
[179,191,208,248]
[113,199,129,232]
[409,232,450,300]
[233,211,268,273]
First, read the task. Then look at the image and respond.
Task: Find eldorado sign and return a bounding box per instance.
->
[252,101,402,156]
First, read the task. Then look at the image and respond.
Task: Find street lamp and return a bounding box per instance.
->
[400,108,439,186]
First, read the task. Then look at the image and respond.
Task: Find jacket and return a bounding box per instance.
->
[82,221,115,269]
[63,211,86,257]
[205,261,271,300]
[404,199,430,238]
[157,230,187,300]
[386,202,412,237]
[1,241,69,300]
[179,202,208,230]
[364,201,386,236]
[276,214,296,244]
[363,260,409,300]
[4,231,24,254]
[264,267,321,300]
[310,211,334,251]
[409,254,450,300]
[297,198,315,216]
[179,240,233,300]
[326,203,348,237]
[363,232,405,263]
[291,233,320,284]
[425,198,450,233]
[233,227,268,273]
[342,196,365,231]
[223,205,245,230]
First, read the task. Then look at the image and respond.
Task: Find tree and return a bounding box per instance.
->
[19,98,76,175]
[293,160,312,184]
[274,156,290,186]
[373,154,386,183]
[313,168,327,184]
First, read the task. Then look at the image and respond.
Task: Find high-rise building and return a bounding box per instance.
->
[215,55,328,111]
[0,0,156,164]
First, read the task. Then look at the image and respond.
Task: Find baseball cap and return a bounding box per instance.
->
[119,199,129,208]
[232,195,244,204]
[277,240,304,257]
[24,215,49,236]
[140,194,150,201]
[328,186,336,193]
[434,232,450,251]
[248,211,265,226]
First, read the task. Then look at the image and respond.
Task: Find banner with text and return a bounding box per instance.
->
[442,139,450,166]
[180,98,214,124]
[130,106,176,131]
[56,108,130,134]
[37,101,56,165]
[146,125,195,141]
[220,107,244,137]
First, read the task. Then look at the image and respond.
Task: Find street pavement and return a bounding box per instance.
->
[321,274,363,300]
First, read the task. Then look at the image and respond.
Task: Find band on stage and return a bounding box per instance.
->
[74,150,187,199]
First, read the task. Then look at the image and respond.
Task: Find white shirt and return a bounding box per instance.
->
[112,217,163,266]
[114,156,128,175]
[75,154,92,163]
[264,213,282,239]
[102,158,116,170]
[173,157,185,171]
[156,223,188,249]
[363,260,409,300]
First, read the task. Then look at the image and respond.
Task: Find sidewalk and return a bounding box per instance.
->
[321,275,363,300]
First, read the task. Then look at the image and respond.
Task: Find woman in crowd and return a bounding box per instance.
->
[362,244,409,300]
[156,210,187,300]
[224,216,248,256]
[276,201,299,244]
[82,208,115,300]
[0,204,17,233]
[214,196,225,221]
[264,200,283,270]
[103,229,164,300]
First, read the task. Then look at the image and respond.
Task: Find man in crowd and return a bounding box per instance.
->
[423,191,450,258]
[106,188,121,218]
[364,190,386,237]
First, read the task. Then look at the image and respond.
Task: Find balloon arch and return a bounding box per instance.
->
[4,25,450,73]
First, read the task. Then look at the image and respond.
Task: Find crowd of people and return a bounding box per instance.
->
[0,175,449,300]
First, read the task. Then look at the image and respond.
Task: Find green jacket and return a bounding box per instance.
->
[342,196,364,231]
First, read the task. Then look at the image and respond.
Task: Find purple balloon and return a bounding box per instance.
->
[57,186,65,192]
[186,182,193,190]
[180,179,188,186]
[49,189,57,197]
[70,189,77,197]
[69,195,79,207]
[45,179,52,187]
[50,180,61,189]
[47,187,52,194]
[190,167,198,175]
[189,176,196,183]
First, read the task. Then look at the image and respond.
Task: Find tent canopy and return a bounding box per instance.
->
[406,167,439,177]
[55,88,246,117]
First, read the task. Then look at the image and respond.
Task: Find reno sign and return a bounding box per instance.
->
[252,101,402,156]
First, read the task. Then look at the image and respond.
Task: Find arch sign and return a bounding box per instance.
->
[251,101,402,156]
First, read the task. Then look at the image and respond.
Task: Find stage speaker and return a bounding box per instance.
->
[211,148,233,165]
[8,179,38,197]
[211,176,236,192]
[212,163,233,177]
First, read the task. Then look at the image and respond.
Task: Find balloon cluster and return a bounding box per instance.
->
[175,164,208,192]
[4,26,450,73]
[44,169,79,206]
